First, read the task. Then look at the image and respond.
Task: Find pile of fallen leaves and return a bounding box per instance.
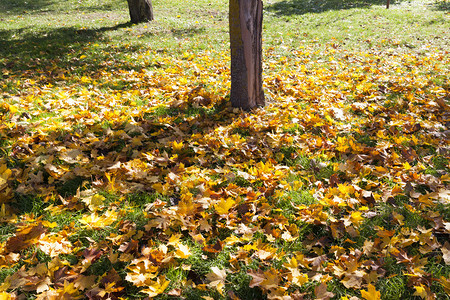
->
[0,39,449,299]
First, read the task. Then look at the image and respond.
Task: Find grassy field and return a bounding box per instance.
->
[0,0,449,299]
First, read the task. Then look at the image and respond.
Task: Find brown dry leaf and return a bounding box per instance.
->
[342,273,363,289]
[438,276,450,294]
[314,283,334,300]
[6,223,47,252]
[260,268,280,290]
[202,240,223,254]
[248,269,265,288]
[74,275,97,291]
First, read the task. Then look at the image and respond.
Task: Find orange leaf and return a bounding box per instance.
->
[361,284,381,300]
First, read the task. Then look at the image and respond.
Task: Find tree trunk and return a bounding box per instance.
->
[127,0,154,24]
[229,0,264,110]
[386,0,390,9]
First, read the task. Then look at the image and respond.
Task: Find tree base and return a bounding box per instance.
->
[127,0,154,24]
[229,0,265,110]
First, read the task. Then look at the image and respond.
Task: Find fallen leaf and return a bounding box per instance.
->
[315,283,334,300]
[361,284,381,300]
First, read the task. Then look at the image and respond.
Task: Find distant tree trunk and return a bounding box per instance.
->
[386,0,390,9]
[229,0,265,110]
[127,0,153,24]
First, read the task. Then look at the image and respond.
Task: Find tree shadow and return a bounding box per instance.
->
[266,0,395,15]
[431,0,450,12]
[0,22,139,81]
[0,0,56,14]
[170,26,206,38]
[0,22,132,57]
[0,21,211,82]
[0,0,125,14]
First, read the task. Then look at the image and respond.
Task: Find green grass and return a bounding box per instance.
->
[0,223,15,242]
[12,193,49,215]
[1,0,447,79]
[0,265,20,284]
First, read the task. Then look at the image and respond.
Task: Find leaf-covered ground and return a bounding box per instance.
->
[0,0,449,299]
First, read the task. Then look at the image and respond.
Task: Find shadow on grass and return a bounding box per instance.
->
[0,0,125,14]
[0,21,209,80]
[0,22,131,45]
[0,22,140,80]
[0,0,56,14]
[432,0,450,12]
[266,0,397,15]
[171,26,206,38]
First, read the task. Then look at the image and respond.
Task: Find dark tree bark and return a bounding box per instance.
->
[127,0,154,24]
[386,0,390,9]
[229,0,264,110]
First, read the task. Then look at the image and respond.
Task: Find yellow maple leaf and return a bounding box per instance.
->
[392,211,405,225]
[172,140,184,152]
[79,210,118,228]
[338,183,355,196]
[82,194,105,211]
[336,136,350,153]
[0,164,12,202]
[152,182,164,193]
[283,256,299,269]
[0,164,11,181]
[167,234,181,246]
[0,292,11,300]
[350,211,364,227]
[413,285,427,299]
[175,243,191,259]
[0,176,6,190]
[289,268,308,286]
[178,195,196,215]
[261,268,280,290]
[141,276,170,297]
[214,198,236,215]
[59,281,79,296]
[361,284,380,300]
[7,104,18,114]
